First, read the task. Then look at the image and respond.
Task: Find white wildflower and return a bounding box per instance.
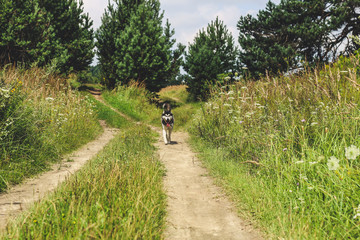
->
[227,90,234,95]
[345,145,360,160]
[327,156,340,171]
[300,174,308,181]
[354,204,360,219]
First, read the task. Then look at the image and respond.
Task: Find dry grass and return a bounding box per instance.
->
[158,84,187,94]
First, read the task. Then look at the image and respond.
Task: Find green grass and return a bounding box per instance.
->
[86,94,130,128]
[157,85,202,130]
[101,82,161,124]
[102,90,144,121]
[2,124,166,239]
[158,85,189,104]
[189,55,360,239]
[0,67,102,192]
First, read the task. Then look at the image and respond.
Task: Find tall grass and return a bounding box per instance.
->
[87,94,130,128]
[190,55,360,239]
[102,81,161,123]
[2,124,166,239]
[157,85,202,130]
[0,66,101,192]
[158,85,189,104]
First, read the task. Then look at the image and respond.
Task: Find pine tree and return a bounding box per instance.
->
[0,0,94,73]
[38,0,94,73]
[184,17,237,100]
[237,0,360,78]
[96,0,182,91]
[0,0,51,66]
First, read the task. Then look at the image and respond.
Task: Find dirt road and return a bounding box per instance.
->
[155,131,262,240]
[0,121,118,229]
[0,94,263,239]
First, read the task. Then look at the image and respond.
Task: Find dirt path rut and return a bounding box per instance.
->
[0,121,118,229]
[0,94,263,239]
[155,131,262,240]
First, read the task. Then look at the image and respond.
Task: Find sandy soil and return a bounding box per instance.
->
[155,131,263,240]
[0,121,118,229]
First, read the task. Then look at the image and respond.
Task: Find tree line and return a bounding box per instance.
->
[0,0,94,74]
[1,0,359,99]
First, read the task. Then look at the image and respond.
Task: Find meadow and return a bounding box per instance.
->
[0,67,101,192]
[2,82,166,239]
[3,52,360,239]
[3,124,166,239]
[189,54,360,239]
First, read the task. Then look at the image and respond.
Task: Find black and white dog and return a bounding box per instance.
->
[161,103,174,145]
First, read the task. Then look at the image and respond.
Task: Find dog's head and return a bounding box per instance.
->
[163,103,171,113]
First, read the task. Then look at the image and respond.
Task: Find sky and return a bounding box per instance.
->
[82,0,281,64]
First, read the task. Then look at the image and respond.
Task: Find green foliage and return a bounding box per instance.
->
[0,80,57,191]
[184,17,237,100]
[102,81,161,123]
[3,125,166,239]
[238,0,360,78]
[89,94,130,128]
[96,0,183,91]
[0,0,94,74]
[0,0,52,66]
[0,67,101,192]
[190,54,360,238]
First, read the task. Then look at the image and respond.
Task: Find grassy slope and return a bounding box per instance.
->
[188,56,360,239]
[147,70,360,239]
[3,90,166,239]
[3,125,165,239]
[0,68,102,192]
[157,85,203,130]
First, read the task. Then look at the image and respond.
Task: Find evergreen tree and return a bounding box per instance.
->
[38,0,94,73]
[237,0,360,78]
[184,17,237,100]
[0,0,94,73]
[96,0,183,91]
[0,0,51,66]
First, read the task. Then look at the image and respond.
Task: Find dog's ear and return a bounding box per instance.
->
[163,103,171,111]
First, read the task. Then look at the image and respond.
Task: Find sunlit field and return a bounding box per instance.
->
[190,55,360,239]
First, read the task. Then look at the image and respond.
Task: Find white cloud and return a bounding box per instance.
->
[81,0,282,64]
[82,0,108,30]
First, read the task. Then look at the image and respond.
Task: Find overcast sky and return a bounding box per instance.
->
[82,0,281,64]
[82,0,282,44]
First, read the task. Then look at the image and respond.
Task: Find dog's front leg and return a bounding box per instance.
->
[167,128,172,144]
[163,127,168,144]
